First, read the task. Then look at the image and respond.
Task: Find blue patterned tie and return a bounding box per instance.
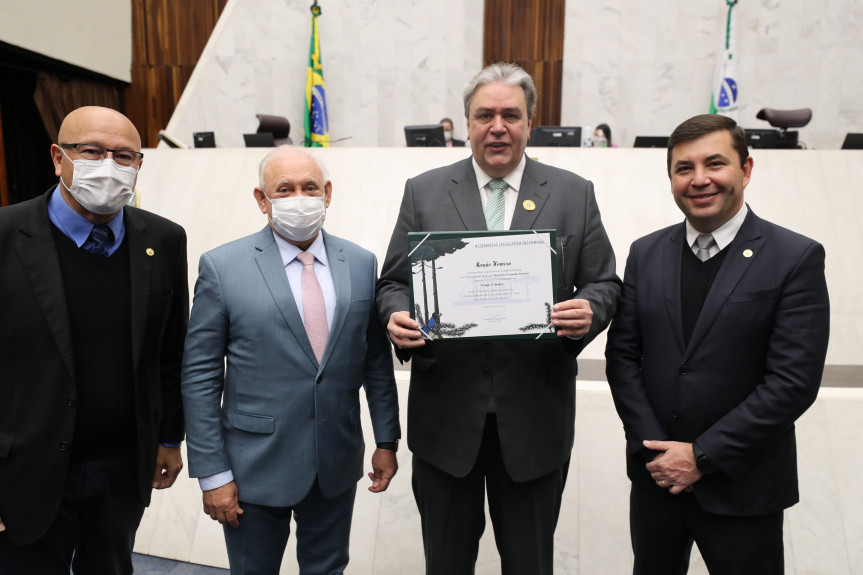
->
[485,178,507,231]
[85,224,113,258]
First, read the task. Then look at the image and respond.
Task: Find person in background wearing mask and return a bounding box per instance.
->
[440,117,466,147]
[0,106,189,575]
[181,146,400,575]
[593,123,614,147]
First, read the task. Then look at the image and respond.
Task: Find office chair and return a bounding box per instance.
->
[256,114,293,146]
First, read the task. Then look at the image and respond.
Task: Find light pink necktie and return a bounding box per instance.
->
[297,251,328,363]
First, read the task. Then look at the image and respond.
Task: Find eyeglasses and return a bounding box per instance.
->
[60,143,144,167]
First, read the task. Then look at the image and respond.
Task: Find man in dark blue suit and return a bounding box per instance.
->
[606,114,830,575]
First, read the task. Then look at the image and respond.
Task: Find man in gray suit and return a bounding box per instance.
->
[377,63,621,574]
[182,146,400,575]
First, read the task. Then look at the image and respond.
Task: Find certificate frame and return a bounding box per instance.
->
[407,229,559,340]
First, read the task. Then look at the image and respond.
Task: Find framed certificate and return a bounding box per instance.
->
[407,229,558,340]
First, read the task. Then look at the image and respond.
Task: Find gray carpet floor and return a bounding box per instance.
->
[132,553,229,574]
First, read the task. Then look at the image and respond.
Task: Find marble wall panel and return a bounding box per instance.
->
[134,147,861,366]
[562,1,863,150]
[166,1,863,150]
[165,0,482,149]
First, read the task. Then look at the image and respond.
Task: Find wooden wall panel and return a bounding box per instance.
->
[122,0,228,147]
[483,0,565,127]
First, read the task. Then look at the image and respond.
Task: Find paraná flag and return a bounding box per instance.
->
[710,0,739,120]
[305,3,329,147]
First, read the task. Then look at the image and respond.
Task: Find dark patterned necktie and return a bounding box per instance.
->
[85,224,113,258]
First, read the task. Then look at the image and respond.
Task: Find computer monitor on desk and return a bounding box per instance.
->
[193,132,216,148]
[633,136,669,148]
[841,133,863,149]
[243,132,276,147]
[404,125,446,147]
[527,126,581,147]
[745,128,798,149]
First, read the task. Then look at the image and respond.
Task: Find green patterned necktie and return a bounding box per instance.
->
[485,178,507,231]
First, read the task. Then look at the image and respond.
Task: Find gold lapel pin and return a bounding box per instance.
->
[743,249,753,258]
[522,199,536,211]
[146,248,155,256]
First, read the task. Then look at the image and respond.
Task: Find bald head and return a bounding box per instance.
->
[57,106,141,151]
[258,145,329,190]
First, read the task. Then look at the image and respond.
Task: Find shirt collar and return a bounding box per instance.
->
[272,229,329,268]
[47,184,125,248]
[472,154,527,193]
[685,203,748,251]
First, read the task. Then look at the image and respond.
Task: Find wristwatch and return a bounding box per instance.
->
[692,442,718,474]
[376,440,399,452]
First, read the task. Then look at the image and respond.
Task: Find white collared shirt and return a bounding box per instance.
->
[472,155,527,230]
[685,204,749,259]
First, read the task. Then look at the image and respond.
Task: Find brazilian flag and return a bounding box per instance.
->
[305,3,329,147]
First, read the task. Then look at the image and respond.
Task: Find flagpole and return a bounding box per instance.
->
[710,0,740,120]
[305,0,330,147]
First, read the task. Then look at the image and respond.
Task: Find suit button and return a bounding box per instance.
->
[66,397,76,407]
[679,365,689,375]
[672,410,680,421]
[59,442,70,452]
[482,368,490,375]
[319,419,326,424]
[316,376,323,385]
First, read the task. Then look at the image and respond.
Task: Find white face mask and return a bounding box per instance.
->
[265,194,326,242]
[60,149,138,215]
[444,130,453,141]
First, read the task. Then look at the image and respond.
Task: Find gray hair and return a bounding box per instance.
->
[257,145,330,190]
[462,62,538,122]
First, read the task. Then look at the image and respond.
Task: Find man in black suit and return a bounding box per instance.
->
[0,106,188,575]
[605,113,830,575]
[378,63,621,574]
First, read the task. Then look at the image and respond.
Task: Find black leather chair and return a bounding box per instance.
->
[755,108,812,130]
[747,108,812,149]
[256,114,293,146]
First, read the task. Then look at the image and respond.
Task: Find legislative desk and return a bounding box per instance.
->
[132,147,863,574]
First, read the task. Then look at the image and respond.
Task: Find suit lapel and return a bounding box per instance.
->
[665,224,687,353]
[683,211,765,359]
[321,232,349,371]
[254,228,319,367]
[447,159,487,231]
[510,158,550,230]
[125,209,152,374]
[14,193,75,378]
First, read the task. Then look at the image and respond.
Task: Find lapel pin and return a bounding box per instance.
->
[742,249,753,258]
[146,248,155,256]
[522,199,536,211]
